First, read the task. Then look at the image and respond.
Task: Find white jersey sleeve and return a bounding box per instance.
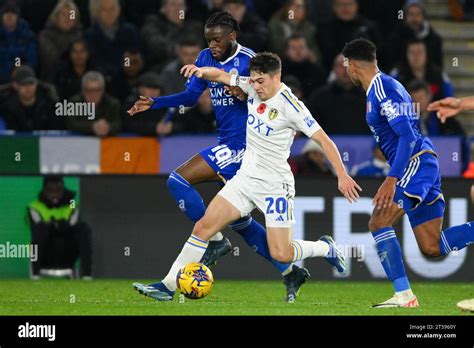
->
[229,75,258,99]
[287,101,321,138]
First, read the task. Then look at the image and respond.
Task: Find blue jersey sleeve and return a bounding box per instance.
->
[185,49,210,94]
[150,49,211,112]
[378,82,416,179]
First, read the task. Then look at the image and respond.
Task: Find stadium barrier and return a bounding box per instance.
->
[0,134,463,176]
[1,175,472,281]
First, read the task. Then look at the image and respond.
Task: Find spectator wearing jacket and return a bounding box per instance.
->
[28,175,92,279]
[0,2,38,83]
[38,0,82,82]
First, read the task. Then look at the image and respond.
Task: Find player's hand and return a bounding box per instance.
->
[338,173,362,203]
[156,120,173,136]
[180,64,203,78]
[224,86,247,101]
[373,176,397,209]
[427,97,461,123]
[127,96,154,116]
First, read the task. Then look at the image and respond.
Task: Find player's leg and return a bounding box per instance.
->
[134,194,242,301]
[368,202,413,301]
[410,198,474,258]
[167,152,220,224]
[227,215,293,274]
[167,150,232,262]
[407,156,474,257]
[265,227,332,263]
[172,144,292,275]
[161,194,241,289]
[370,154,444,308]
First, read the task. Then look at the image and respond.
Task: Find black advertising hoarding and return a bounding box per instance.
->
[79,176,474,281]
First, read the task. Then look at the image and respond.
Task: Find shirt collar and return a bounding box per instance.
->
[366,71,381,96]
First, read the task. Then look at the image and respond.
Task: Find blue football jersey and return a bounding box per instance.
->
[366,72,435,167]
[186,44,255,145]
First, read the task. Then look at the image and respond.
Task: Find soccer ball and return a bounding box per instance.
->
[176,262,214,299]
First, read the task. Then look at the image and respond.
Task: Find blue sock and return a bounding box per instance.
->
[373,227,411,293]
[229,216,291,274]
[439,221,474,256]
[167,172,205,222]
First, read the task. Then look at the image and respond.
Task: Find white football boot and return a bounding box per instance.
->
[372,290,419,308]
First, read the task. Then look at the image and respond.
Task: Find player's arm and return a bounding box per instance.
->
[127,89,203,116]
[373,103,416,209]
[181,65,232,85]
[312,129,362,203]
[427,96,474,123]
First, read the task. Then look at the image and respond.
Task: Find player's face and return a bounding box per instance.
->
[205,26,235,61]
[345,59,361,86]
[249,71,280,100]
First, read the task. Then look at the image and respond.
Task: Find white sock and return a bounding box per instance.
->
[291,240,330,262]
[162,235,208,291]
[209,232,224,241]
[396,289,414,298]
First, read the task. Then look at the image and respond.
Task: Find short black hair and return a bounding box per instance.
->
[406,79,430,94]
[205,11,239,32]
[249,52,282,75]
[342,38,377,62]
[43,175,64,188]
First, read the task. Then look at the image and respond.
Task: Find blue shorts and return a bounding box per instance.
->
[393,152,445,228]
[199,142,245,182]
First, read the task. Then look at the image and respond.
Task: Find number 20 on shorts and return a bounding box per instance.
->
[265,197,288,215]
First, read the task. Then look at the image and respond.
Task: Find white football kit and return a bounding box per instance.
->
[217,75,321,227]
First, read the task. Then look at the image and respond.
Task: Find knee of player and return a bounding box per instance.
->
[269,248,292,263]
[368,217,386,232]
[419,244,441,258]
[192,219,211,239]
[167,171,190,191]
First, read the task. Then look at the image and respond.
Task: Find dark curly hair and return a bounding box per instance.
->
[249,52,282,75]
[205,11,239,32]
[342,38,377,62]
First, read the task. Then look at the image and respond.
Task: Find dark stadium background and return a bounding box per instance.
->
[0,0,473,284]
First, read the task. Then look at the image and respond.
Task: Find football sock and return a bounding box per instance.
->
[167,171,224,241]
[439,221,474,256]
[373,227,411,293]
[230,216,291,274]
[161,235,208,291]
[291,240,330,262]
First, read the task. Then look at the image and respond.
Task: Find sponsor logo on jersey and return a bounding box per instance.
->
[248,114,273,136]
[304,116,316,128]
[269,108,279,120]
[380,99,399,121]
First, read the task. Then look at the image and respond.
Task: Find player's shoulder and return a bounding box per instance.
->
[196,48,213,64]
[237,45,256,59]
[371,72,405,102]
[279,84,306,114]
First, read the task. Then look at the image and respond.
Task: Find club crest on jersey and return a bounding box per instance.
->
[229,68,238,75]
[257,103,267,114]
[269,108,279,120]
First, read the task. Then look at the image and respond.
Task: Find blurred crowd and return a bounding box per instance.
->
[0,0,468,151]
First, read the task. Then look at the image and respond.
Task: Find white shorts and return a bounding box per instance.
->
[218,171,295,228]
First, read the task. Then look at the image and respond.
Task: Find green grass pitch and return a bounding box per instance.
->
[0,279,473,315]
